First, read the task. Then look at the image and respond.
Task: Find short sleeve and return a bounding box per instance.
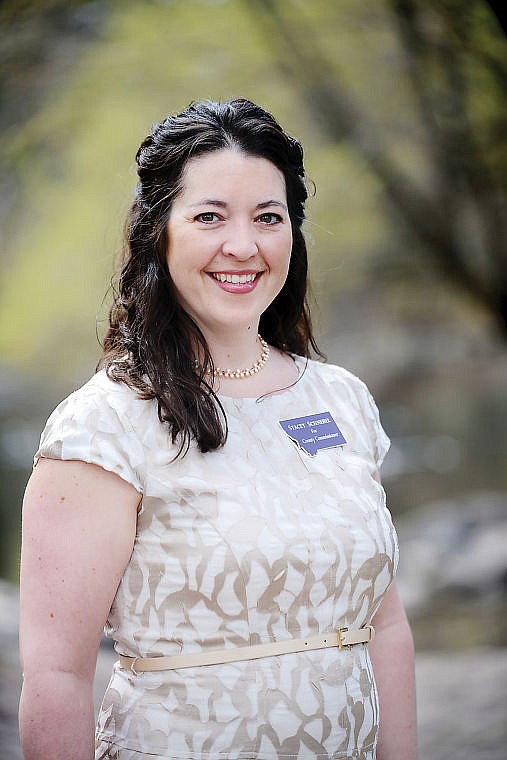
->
[35,374,145,494]
[357,381,391,469]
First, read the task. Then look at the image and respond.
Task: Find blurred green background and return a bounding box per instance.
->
[1,0,506,657]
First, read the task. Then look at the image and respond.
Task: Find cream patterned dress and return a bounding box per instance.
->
[36,356,398,760]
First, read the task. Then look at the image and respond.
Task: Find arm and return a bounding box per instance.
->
[19,458,141,760]
[369,580,418,760]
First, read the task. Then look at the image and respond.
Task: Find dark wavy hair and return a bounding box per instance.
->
[100,98,323,455]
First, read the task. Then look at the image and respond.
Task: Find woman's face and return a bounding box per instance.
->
[165,147,292,339]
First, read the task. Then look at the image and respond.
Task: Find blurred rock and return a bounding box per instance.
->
[0,578,19,639]
[0,579,21,760]
[396,490,507,616]
[415,647,507,760]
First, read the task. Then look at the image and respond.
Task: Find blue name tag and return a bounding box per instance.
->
[279,411,346,457]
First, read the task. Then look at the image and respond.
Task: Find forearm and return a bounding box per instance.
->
[19,670,96,760]
[370,618,418,760]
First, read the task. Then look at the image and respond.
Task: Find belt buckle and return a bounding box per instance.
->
[337,627,350,650]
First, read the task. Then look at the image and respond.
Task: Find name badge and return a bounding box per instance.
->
[279,411,346,457]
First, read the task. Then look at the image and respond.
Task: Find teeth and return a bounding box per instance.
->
[211,273,258,284]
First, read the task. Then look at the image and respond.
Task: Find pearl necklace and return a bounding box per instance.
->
[207,335,270,379]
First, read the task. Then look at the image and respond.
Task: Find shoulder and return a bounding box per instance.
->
[295,356,371,397]
[293,356,390,467]
[36,371,153,492]
[66,369,139,404]
[48,370,152,429]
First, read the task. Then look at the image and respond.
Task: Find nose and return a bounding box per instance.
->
[221,220,258,260]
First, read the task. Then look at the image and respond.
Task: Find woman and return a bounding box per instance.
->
[19,98,417,760]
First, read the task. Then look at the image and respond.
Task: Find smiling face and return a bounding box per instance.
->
[165,148,293,340]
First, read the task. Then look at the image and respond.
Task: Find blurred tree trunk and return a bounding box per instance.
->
[0,0,109,131]
[247,0,507,337]
[0,0,110,243]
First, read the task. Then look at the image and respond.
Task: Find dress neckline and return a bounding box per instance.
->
[216,354,309,403]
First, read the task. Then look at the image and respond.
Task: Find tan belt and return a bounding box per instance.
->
[118,626,374,673]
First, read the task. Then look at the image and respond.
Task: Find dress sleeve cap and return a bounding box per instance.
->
[333,366,390,469]
[357,381,390,469]
[35,379,145,494]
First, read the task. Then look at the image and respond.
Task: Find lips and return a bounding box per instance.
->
[209,272,261,284]
[207,270,263,294]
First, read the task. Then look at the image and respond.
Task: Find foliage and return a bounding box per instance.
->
[0,0,299,383]
[246,0,507,334]
[2,0,506,386]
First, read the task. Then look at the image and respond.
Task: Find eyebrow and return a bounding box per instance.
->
[257,200,288,211]
[189,199,288,212]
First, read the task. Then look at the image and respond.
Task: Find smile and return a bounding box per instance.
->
[210,272,261,284]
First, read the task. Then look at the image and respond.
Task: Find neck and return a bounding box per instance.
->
[200,326,263,370]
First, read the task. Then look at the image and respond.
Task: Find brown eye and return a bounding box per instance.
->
[195,212,220,223]
[258,212,282,224]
